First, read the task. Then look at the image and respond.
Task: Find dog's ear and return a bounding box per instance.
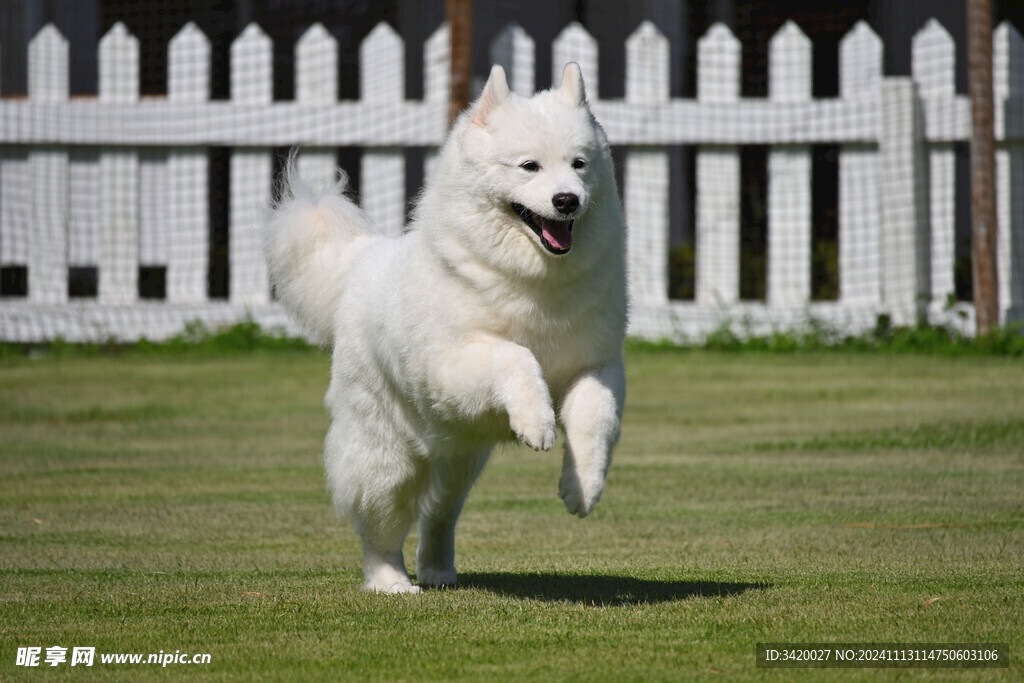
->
[558,62,586,106]
[471,65,511,127]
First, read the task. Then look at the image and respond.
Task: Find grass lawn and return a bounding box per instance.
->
[1,347,1021,680]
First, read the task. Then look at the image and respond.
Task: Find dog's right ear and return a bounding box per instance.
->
[471,65,510,127]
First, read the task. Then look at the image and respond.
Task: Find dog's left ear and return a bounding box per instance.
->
[558,62,586,106]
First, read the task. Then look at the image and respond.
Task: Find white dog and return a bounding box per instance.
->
[265,63,627,593]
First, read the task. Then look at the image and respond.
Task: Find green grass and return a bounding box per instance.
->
[1,348,1022,680]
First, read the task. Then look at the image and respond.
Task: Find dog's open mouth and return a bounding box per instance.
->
[511,203,573,255]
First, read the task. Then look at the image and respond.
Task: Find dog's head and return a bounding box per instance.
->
[457,63,613,263]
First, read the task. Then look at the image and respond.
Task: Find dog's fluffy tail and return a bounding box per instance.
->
[264,163,373,347]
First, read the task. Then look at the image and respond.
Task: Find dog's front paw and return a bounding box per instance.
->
[510,403,557,451]
[559,466,604,518]
[500,353,556,450]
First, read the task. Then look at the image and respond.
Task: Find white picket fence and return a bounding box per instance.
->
[0,18,1022,342]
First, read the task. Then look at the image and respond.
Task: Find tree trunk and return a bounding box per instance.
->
[967,0,999,334]
[448,0,472,127]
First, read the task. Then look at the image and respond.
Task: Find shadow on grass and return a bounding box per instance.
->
[457,572,766,606]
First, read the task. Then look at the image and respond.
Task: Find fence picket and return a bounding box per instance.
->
[0,33,4,291]
[994,21,1024,320]
[28,25,69,305]
[0,151,30,280]
[233,24,273,103]
[424,22,449,105]
[913,19,957,308]
[913,19,956,99]
[838,21,882,306]
[230,23,273,306]
[767,22,812,308]
[99,22,139,102]
[68,151,100,283]
[491,24,535,96]
[422,22,449,185]
[168,22,210,102]
[29,24,68,104]
[167,22,210,304]
[99,22,139,304]
[695,23,741,307]
[624,21,669,306]
[138,150,169,282]
[360,23,405,236]
[295,24,338,187]
[552,23,598,97]
[880,78,930,325]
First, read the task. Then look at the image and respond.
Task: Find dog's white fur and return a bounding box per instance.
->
[265,64,627,593]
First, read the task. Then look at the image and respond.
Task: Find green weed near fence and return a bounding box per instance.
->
[1,344,1021,679]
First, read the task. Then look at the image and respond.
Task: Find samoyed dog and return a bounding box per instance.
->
[265,63,627,593]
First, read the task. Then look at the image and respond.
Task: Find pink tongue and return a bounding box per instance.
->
[539,218,572,251]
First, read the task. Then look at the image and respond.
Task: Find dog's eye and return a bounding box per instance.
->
[519,161,540,172]
[572,158,586,170]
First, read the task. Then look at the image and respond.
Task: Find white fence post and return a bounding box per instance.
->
[552,22,598,97]
[424,22,450,106]
[422,22,449,186]
[359,23,406,237]
[99,22,139,304]
[68,148,101,301]
[295,24,339,188]
[995,22,1024,322]
[880,77,929,326]
[695,24,741,307]
[230,23,273,307]
[838,21,882,309]
[913,19,956,310]
[138,150,168,295]
[0,150,30,291]
[28,24,69,305]
[491,24,535,96]
[767,21,812,309]
[624,21,669,307]
[167,22,210,304]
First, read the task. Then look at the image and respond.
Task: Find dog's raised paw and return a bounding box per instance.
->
[510,407,556,451]
[505,379,556,450]
[505,372,556,451]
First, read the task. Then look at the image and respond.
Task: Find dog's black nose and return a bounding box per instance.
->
[552,193,579,215]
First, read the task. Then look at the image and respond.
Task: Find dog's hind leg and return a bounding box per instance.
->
[355,482,421,594]
[558,361,626,518]
[361,542,418,594]
[416,448,491,587]
[326,424,424,594]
